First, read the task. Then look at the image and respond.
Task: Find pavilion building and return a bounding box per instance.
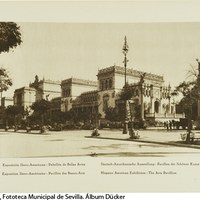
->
[66,65,184,122]
[14,78,61,108]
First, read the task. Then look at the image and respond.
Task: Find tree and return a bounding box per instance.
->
[105,107,122,122]
[173,61,200,142]
[0,22,22,54]
[0,22,21,105]
[173,80,198,119]
[24,106,32,132]
[0,67,12,105]
[31,99,52,115]
[118,80,146,129]
[4,105,24,131]
[30,99,52,132]
[119,83,134,101]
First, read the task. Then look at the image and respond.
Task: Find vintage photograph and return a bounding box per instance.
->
[0,22,200,158]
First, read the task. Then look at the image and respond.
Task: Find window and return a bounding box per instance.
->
[154,101,159,113]
[109,79,112,89]
[105,80,108,89]
[102,80,105,90]
[100,81,103,91]
[17,93,22,106]
[112,91,115,98]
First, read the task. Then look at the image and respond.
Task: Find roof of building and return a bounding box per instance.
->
[14,86,36,92]
[97,65,164,82]
[61,77,97,86]
[80,90,98,96]
[51,97,61,101]
[1,97,13,101]
[39,79,61,85]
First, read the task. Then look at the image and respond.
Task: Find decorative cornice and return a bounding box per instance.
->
[14,86,36,93]
[81,90,98,96]
[30,80,61,88]
[98,65,164,82]
[61,77,97,87]
[42,90,61,93]
[40,79,61,85]
[1,97,13,101]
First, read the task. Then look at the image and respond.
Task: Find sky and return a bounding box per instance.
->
[1,22,200,97]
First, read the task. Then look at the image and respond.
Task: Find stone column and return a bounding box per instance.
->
[168,97,171,114]
[150,85,154,114]
[159,99,162,114]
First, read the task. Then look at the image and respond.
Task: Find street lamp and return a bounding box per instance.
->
[122,36,129,134]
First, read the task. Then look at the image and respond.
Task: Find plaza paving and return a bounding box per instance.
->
[0,129,200,158]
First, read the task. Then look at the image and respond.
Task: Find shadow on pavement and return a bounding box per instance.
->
[19,151,200,158]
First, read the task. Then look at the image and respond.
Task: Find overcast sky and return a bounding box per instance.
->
[1,22,200,97]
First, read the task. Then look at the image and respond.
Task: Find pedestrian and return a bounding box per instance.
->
[164,121,166,128]
[166,121,169,131]
[175,121,180,130]
[172,120,176,129]
[169,120,172,131]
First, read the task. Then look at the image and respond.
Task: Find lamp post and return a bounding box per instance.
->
[122,36,129,134]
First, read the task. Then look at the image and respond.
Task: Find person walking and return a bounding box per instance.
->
[166,121,169,131]
[169,120,172,131]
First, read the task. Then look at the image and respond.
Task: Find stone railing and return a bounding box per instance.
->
[145,113,185,119]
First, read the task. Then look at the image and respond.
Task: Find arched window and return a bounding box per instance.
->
[100,81,103,91]
[105,80,108,90]
[64,89,67,97]
[101,81,105,90]
[166,104,169,113]
[154,101,159,113]
[109,79,112,89]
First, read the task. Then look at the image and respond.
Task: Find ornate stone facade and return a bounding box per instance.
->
[14,78,61,108]
[72,90,99,117]
[14,87,36,108]
[1,97,13,107]
[61,78,97,112]
[13,66,182,122]
[97,65,181,121]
